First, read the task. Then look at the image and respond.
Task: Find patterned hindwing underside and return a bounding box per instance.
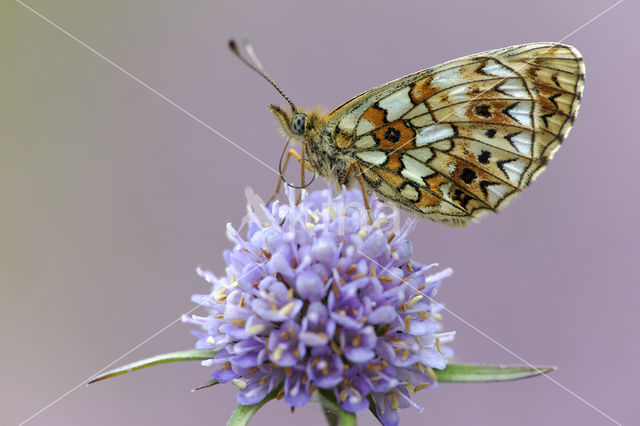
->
[330,43,584,226]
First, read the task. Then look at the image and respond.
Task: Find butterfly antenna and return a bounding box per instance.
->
[228,38,297,112]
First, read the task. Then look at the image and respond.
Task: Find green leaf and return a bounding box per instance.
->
[87,349,218,384]
[227,383,283,426]
[367,394,383,425]
[317,389,356,426]
[436,363,556,383]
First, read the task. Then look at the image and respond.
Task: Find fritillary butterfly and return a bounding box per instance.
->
[232,41,584,226]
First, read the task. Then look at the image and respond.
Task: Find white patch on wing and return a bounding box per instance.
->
[409,114,435,127]
[406,147,433,162]
[486,183,509,204]
[481,60,516,77]
[354,135,376,149]
[377,181,396,197]
[438,202,463,215]
[403,102,428,120]
[378,87,413,122]
[416,124,455,147]
[505,102,532,126]
[432,67,465,88]
[356,118,376,136]
[431,140,453,151]
[355,150,387,165]
[501,159,526,183]
[400,184,419,201]
[439,182,452,201]
[401,154,432,184]
[498,79,529,98]
[339,114,357,133]
[445,162,457,175]
[447,84,468,103]
[509,132,532,154]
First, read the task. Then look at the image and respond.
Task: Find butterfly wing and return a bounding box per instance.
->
[326,43,584,226]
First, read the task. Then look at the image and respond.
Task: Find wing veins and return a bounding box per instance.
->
[417,76,523,104]
[530,81,578,96]
[428,97,532,114]
[538,104,573,119]
[368,167,471,213]
[526,63,584,76]
[431,146,519,188]
[454,136,535,161]
[503,44,569,57]
[529,56,583,61]
[329,58,489,117]
[356,135,533,162]
[403,153,494,209]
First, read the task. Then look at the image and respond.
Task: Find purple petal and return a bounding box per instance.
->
[359,230,388,258]
[284,370,312,407]
[335,375,371,412]
[295,270,326,301]
[312,237,339,265]
[372,392,400,426]
[419,348,446,370]
[267,251,295,282]
[262,226,284,253]
[368,305,397,324]
[307,349,344,388]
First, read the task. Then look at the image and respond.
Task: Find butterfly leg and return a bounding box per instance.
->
[342,161,373,224]
[267,148,314,205]
[297,144,306,204]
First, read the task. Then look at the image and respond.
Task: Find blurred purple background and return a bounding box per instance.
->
[2,0,637,425]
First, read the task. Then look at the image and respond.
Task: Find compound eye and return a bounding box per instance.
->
[291,113,306,135]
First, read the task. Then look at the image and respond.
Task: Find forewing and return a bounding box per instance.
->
[327,43,584,226]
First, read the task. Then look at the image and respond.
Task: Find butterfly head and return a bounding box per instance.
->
[269,105,308,140]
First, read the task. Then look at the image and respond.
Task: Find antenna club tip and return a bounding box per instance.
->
[228,39,238,51]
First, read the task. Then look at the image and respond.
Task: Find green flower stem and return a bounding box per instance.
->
[227,383,283,426]
[436,363,555,382]
[317,389,356,426]
[88,348,554,425]
[367,394,382,424]
[87,349,218,384]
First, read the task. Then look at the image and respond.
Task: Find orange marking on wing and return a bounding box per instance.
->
[416,187,440,208]
[464,100,516,124]
[361,106,386,128]
[410,77,438,104]
[535,95,556,111]
[375,168,404,188]
[362,168,381,184]
[374,121,416,150]
[424,174,449,197]
[531,84,567,111]
[386,152,402,171]
[533,82,558,95]
[335,132,352,149]
[456,126,475,138]
[527,67,541,80]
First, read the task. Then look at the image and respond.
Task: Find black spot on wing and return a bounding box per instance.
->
[460,168,477,185]
[478,150,491,164]
[384,127,401,143]
[485,128,497,138]
[474,104,491,118]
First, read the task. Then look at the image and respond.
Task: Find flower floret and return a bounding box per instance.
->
[184,187,454,425]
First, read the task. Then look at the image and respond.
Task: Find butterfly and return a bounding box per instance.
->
[230,41,584,227]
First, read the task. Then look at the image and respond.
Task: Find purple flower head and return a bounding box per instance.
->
[184,186,454,424]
